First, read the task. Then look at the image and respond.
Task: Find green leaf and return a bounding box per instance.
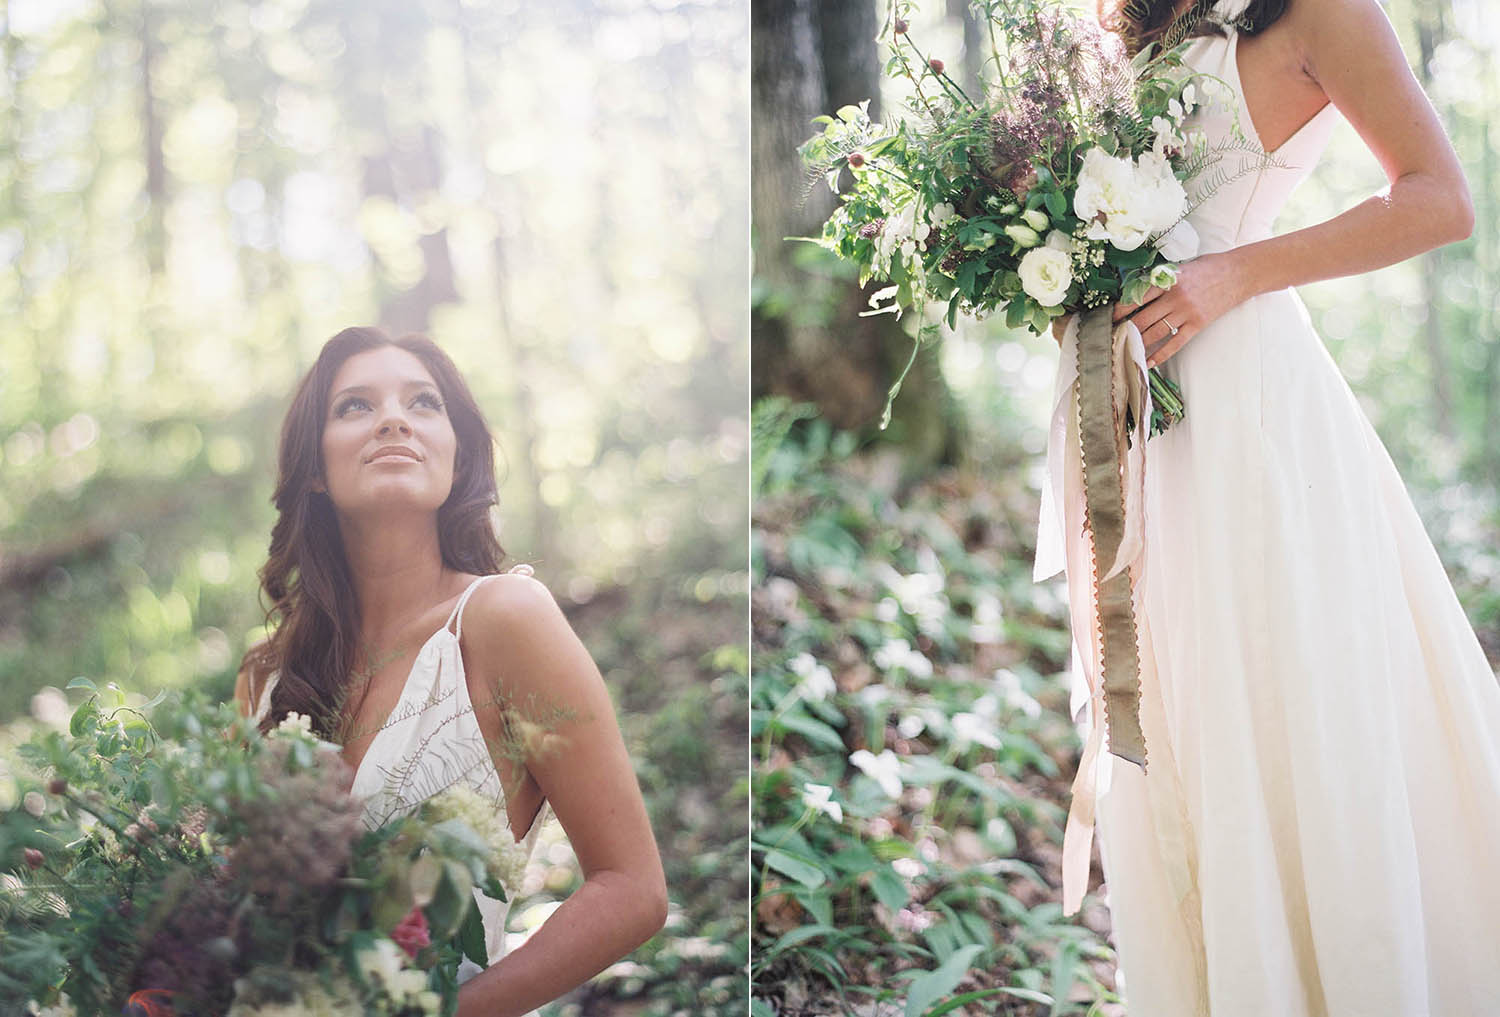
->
[904,943,985,1017]
[65,677,97,693]
[764,923,839,957]
[762,848,826,888]
[871,865,909,912]
[771,712,846,752]
[1044,190,1066,219]
[458,903,488,969]
[751,999,777,1017]
[923,989,1019,1017]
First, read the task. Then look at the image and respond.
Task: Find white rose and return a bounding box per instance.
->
[1155,219,1199,261]
[1017,246,1074,307]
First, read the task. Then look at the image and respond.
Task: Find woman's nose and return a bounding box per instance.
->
[377,414,412,437]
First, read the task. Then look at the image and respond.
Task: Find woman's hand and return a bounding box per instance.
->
[1111,251,1251,368]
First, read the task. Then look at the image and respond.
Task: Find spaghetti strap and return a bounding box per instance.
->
[445,565,536,640]
[445,575,496,639]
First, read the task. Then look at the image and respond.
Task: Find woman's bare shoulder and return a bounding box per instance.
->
[461,572,599,695]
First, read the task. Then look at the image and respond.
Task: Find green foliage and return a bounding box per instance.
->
[0,690,512,1015]
[751,407,1118,1016]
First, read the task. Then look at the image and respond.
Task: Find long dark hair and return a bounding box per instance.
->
[1102,0,1289,54]
[244,326,505,735]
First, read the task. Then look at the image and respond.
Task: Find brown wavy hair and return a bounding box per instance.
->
[1101,0,1289,55]
[243,326,505,735]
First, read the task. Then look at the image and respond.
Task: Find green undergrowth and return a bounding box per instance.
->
[750,400,1120,1017]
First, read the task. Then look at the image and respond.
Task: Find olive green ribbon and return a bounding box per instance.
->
[1076,306,1147,768]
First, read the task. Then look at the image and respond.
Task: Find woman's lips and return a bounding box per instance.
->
[367,445,422,463]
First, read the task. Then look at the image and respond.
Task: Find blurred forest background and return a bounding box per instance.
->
[0,0,748,1014]
[752,0,1500,1014]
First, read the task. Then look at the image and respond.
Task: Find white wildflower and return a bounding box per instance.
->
[928,202,957,228]
[850,748,904,799]
[951,711,1002,750]
[995,668,1042,720]
[873,638,933,679]
[788,653,836,702]
[800,782,843,824]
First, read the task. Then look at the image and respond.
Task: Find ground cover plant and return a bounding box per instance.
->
[751,400,1122,1017]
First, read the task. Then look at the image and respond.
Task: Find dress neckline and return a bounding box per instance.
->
[344,575,547,842]
[345,573,494,786]
[1225,30,1335,159]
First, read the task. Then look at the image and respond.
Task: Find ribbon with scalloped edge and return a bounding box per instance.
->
[1033,305,1151,915]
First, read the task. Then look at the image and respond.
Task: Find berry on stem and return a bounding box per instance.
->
[929,57,945,74]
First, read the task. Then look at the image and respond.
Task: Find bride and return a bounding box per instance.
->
[1042,0,1500,1014]
[233,326,667,1016]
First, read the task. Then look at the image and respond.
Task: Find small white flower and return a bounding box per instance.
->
[23,791,45,818]
[995,668,1042,720]
[1017,247,1074,307]
[928,202,957,228]
[800,782,843,824]
[1149,263,1179,289]
[1181,83,1198,113]
[788,653,836,702]
[274,711,313,736]
[950,712,1002,750]
[850,748,904,799]
[1020,208,1049,232]
[897,713,925,739]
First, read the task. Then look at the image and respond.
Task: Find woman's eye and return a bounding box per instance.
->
[413,392,444,411]
[334,397,371,417]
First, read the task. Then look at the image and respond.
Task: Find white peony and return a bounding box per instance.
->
[1017,247,1074,307]
[1155,219,1200,261]
[1074,147,1187,252]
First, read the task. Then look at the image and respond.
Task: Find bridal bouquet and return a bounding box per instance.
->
[800,0,1241,433]
[0,685,526,1017]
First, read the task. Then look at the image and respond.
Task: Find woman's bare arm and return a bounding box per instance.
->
[1119,0,1473,365]
[454,575,668,1017]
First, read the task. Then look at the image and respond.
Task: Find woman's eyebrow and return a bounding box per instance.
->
[329,378,440,401]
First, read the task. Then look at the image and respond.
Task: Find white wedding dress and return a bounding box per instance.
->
[1050,28,1500,1017]
[252,574,550,989]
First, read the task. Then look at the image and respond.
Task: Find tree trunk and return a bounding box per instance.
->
[752,0,958,470]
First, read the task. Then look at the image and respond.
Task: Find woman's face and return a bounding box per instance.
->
[318,346,458,518]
